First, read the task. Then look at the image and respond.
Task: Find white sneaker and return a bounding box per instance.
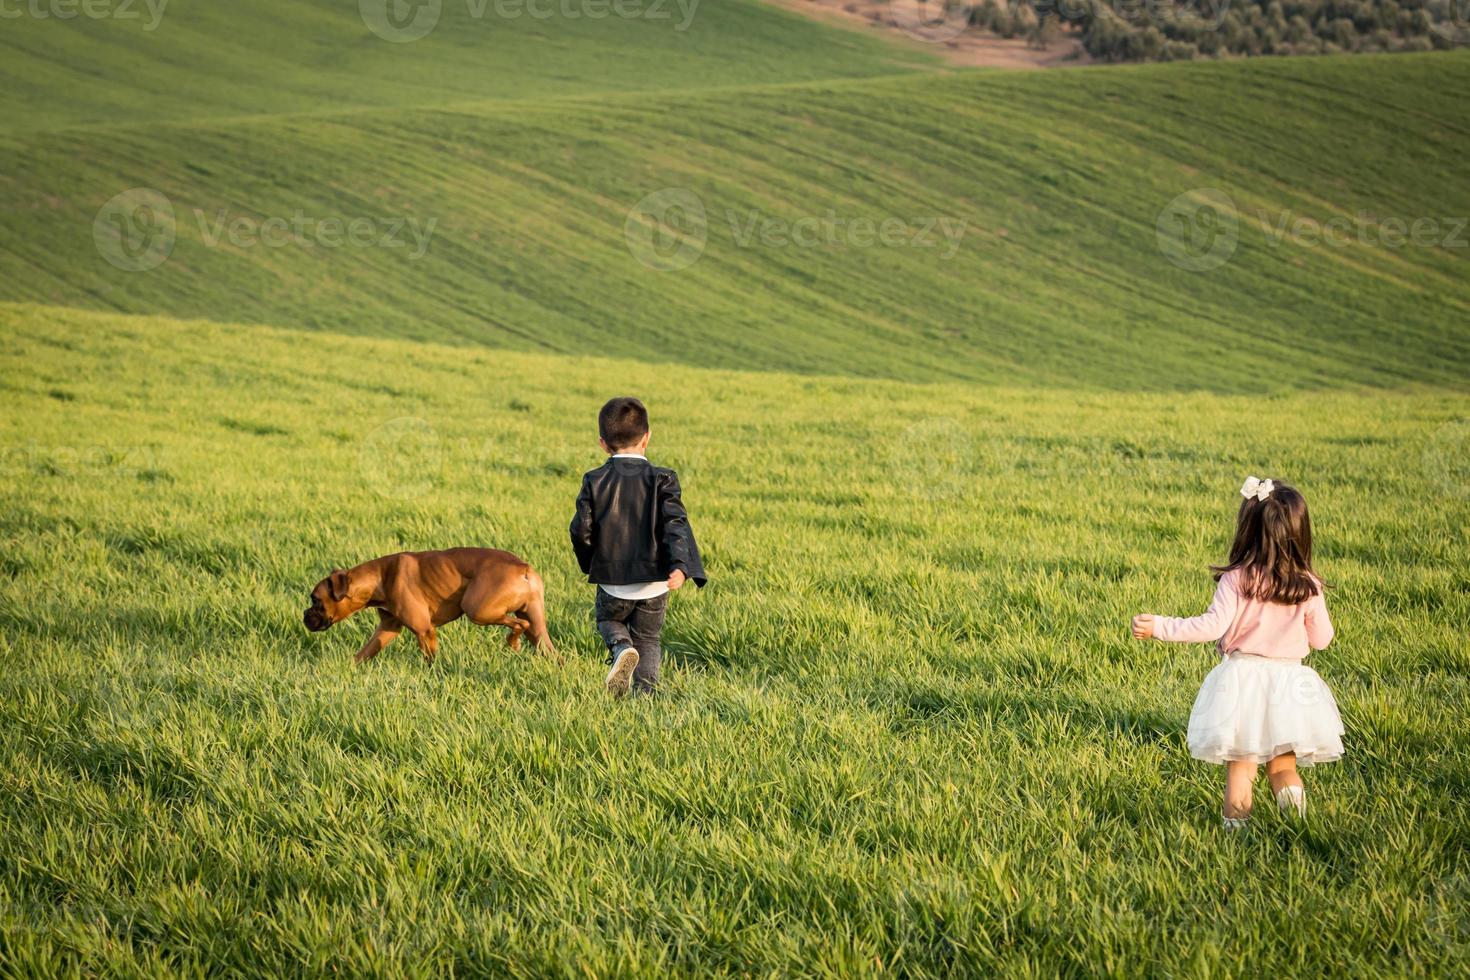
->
[1222,815,1249,831]
[1275,785,1306,819]
[605,647,639,698]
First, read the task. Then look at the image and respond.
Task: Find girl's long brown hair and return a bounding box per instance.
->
[1211,481,1324,604]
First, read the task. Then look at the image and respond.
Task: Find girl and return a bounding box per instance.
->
[1132,477,1344,829]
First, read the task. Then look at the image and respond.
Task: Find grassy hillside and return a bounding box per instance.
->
[1,304,1467,973]
[2,51,1467,391]
[0,0,933,133]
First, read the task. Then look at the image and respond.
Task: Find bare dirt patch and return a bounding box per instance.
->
[767,0,1089,69]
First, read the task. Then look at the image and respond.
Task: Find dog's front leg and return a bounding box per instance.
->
[354,614,402,664]
[413,625,440,663]
[395,593,438,664]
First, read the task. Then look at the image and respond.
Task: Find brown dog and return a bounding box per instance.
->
[303,548,557,664]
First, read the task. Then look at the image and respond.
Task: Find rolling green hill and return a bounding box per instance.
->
[1,304,1467,974]
[0,0,934,133]
[2,40,1468,390]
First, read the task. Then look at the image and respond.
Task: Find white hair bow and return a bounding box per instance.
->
[1240,476,1275,502]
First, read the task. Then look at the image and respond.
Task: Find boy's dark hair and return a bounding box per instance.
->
[1211,480,1325,604]
[598,396,649,451]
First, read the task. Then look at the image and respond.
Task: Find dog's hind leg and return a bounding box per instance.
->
[522,573,559,663]
[467,608,526,650]
[473,612,527,650]
[354,612,402,664]
[505,615,529,651]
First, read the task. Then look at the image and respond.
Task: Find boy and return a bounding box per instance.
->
[570,396,706,697]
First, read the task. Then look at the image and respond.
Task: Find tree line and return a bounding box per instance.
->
[961,0,1466,62]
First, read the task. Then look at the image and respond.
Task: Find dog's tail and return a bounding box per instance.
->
[522,568,558,660]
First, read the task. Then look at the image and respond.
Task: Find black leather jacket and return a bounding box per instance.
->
[570,456,707,588]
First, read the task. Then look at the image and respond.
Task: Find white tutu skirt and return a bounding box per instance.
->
[1187,653,1344,766]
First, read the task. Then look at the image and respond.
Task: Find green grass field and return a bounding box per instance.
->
[1,305,1467,973]
[2,0,1469,974]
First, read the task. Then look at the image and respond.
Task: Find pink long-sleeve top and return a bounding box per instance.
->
[1153,568,1334,659]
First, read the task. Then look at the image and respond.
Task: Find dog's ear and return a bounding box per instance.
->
[328,568,350,602]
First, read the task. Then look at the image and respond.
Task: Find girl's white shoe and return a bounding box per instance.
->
[1275,784,1307,819]
[1222,816,1249,831]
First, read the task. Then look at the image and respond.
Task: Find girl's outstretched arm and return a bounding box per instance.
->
[1304,591,1335,650]
[1139,574,1239,644]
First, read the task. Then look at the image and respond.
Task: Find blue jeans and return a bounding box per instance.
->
[594,588,668,694]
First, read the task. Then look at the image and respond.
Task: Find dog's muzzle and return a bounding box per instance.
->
[303,609,329,632]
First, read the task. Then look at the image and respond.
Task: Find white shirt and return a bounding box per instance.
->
[599,452,670,601]
[599,581,669,601]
